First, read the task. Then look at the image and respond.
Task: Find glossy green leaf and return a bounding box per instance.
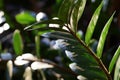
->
[109,46,120,73]
[114,55,120,80]
[97,12,115,58]
[70,0,86,32]
[13,30,23,55]
[85,1,103,45]
[58,0,74,23]
[15,11,35,25]
[35,36,40,58]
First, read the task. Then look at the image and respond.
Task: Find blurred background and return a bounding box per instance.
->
[0,0,120,80]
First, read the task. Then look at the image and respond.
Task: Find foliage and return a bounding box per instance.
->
[23,0,120,80]
[0,0,120,80]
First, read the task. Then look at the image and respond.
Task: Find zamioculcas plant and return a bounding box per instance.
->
[25,0,120,80]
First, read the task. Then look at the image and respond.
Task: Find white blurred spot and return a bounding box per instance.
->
[36,12,47,22]
[62,24,70,31]
[69,63,84,71]
[49,24,60,28]
[14,56,29,66]
[14,53,37,66]
[7,60,13,79]
[3,23,10,31]
[65,50,77,59]
[23,67,32,80]
[77,75,87,80]
[0,11,4,17]
[0,17,5,24]
[0,27,4,34]
[62,26,69,31]
[31,61,54,70]
[22,53,37,60]
[49,17,60,28]
[69,63,77,71]
[91,0,96,3]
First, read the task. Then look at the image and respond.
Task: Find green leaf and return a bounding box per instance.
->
[114,55,120,80]
[15,11,36,25]
[13,29,23,55]
[70,0,86,32]
[97,12,115,58]
[109,46,120,73]
[35,36,40,58]
[58,0,74,23]
[24,19,64,30]
[85,1,103,45]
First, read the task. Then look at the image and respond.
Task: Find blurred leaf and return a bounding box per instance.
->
[114,55,120,80]
[58,0,74,23]
[35,36,40,58]
[109,46,120,73]
[15,11,36,25]
[97,12,115,58]
[0,0,3,9]
[85,1,103,45]
[13,29,23,55]
[70,0,86,32]
[23,67,32,80]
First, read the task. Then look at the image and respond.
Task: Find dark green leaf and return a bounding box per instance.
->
[114,55,120,80]
[58,0,74,23]
[70,0,86,32]
[85,1,103,45]
[13,30,23,55]
[97,12,115,58]
[15,11,35,25]
[109,46,120,73]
